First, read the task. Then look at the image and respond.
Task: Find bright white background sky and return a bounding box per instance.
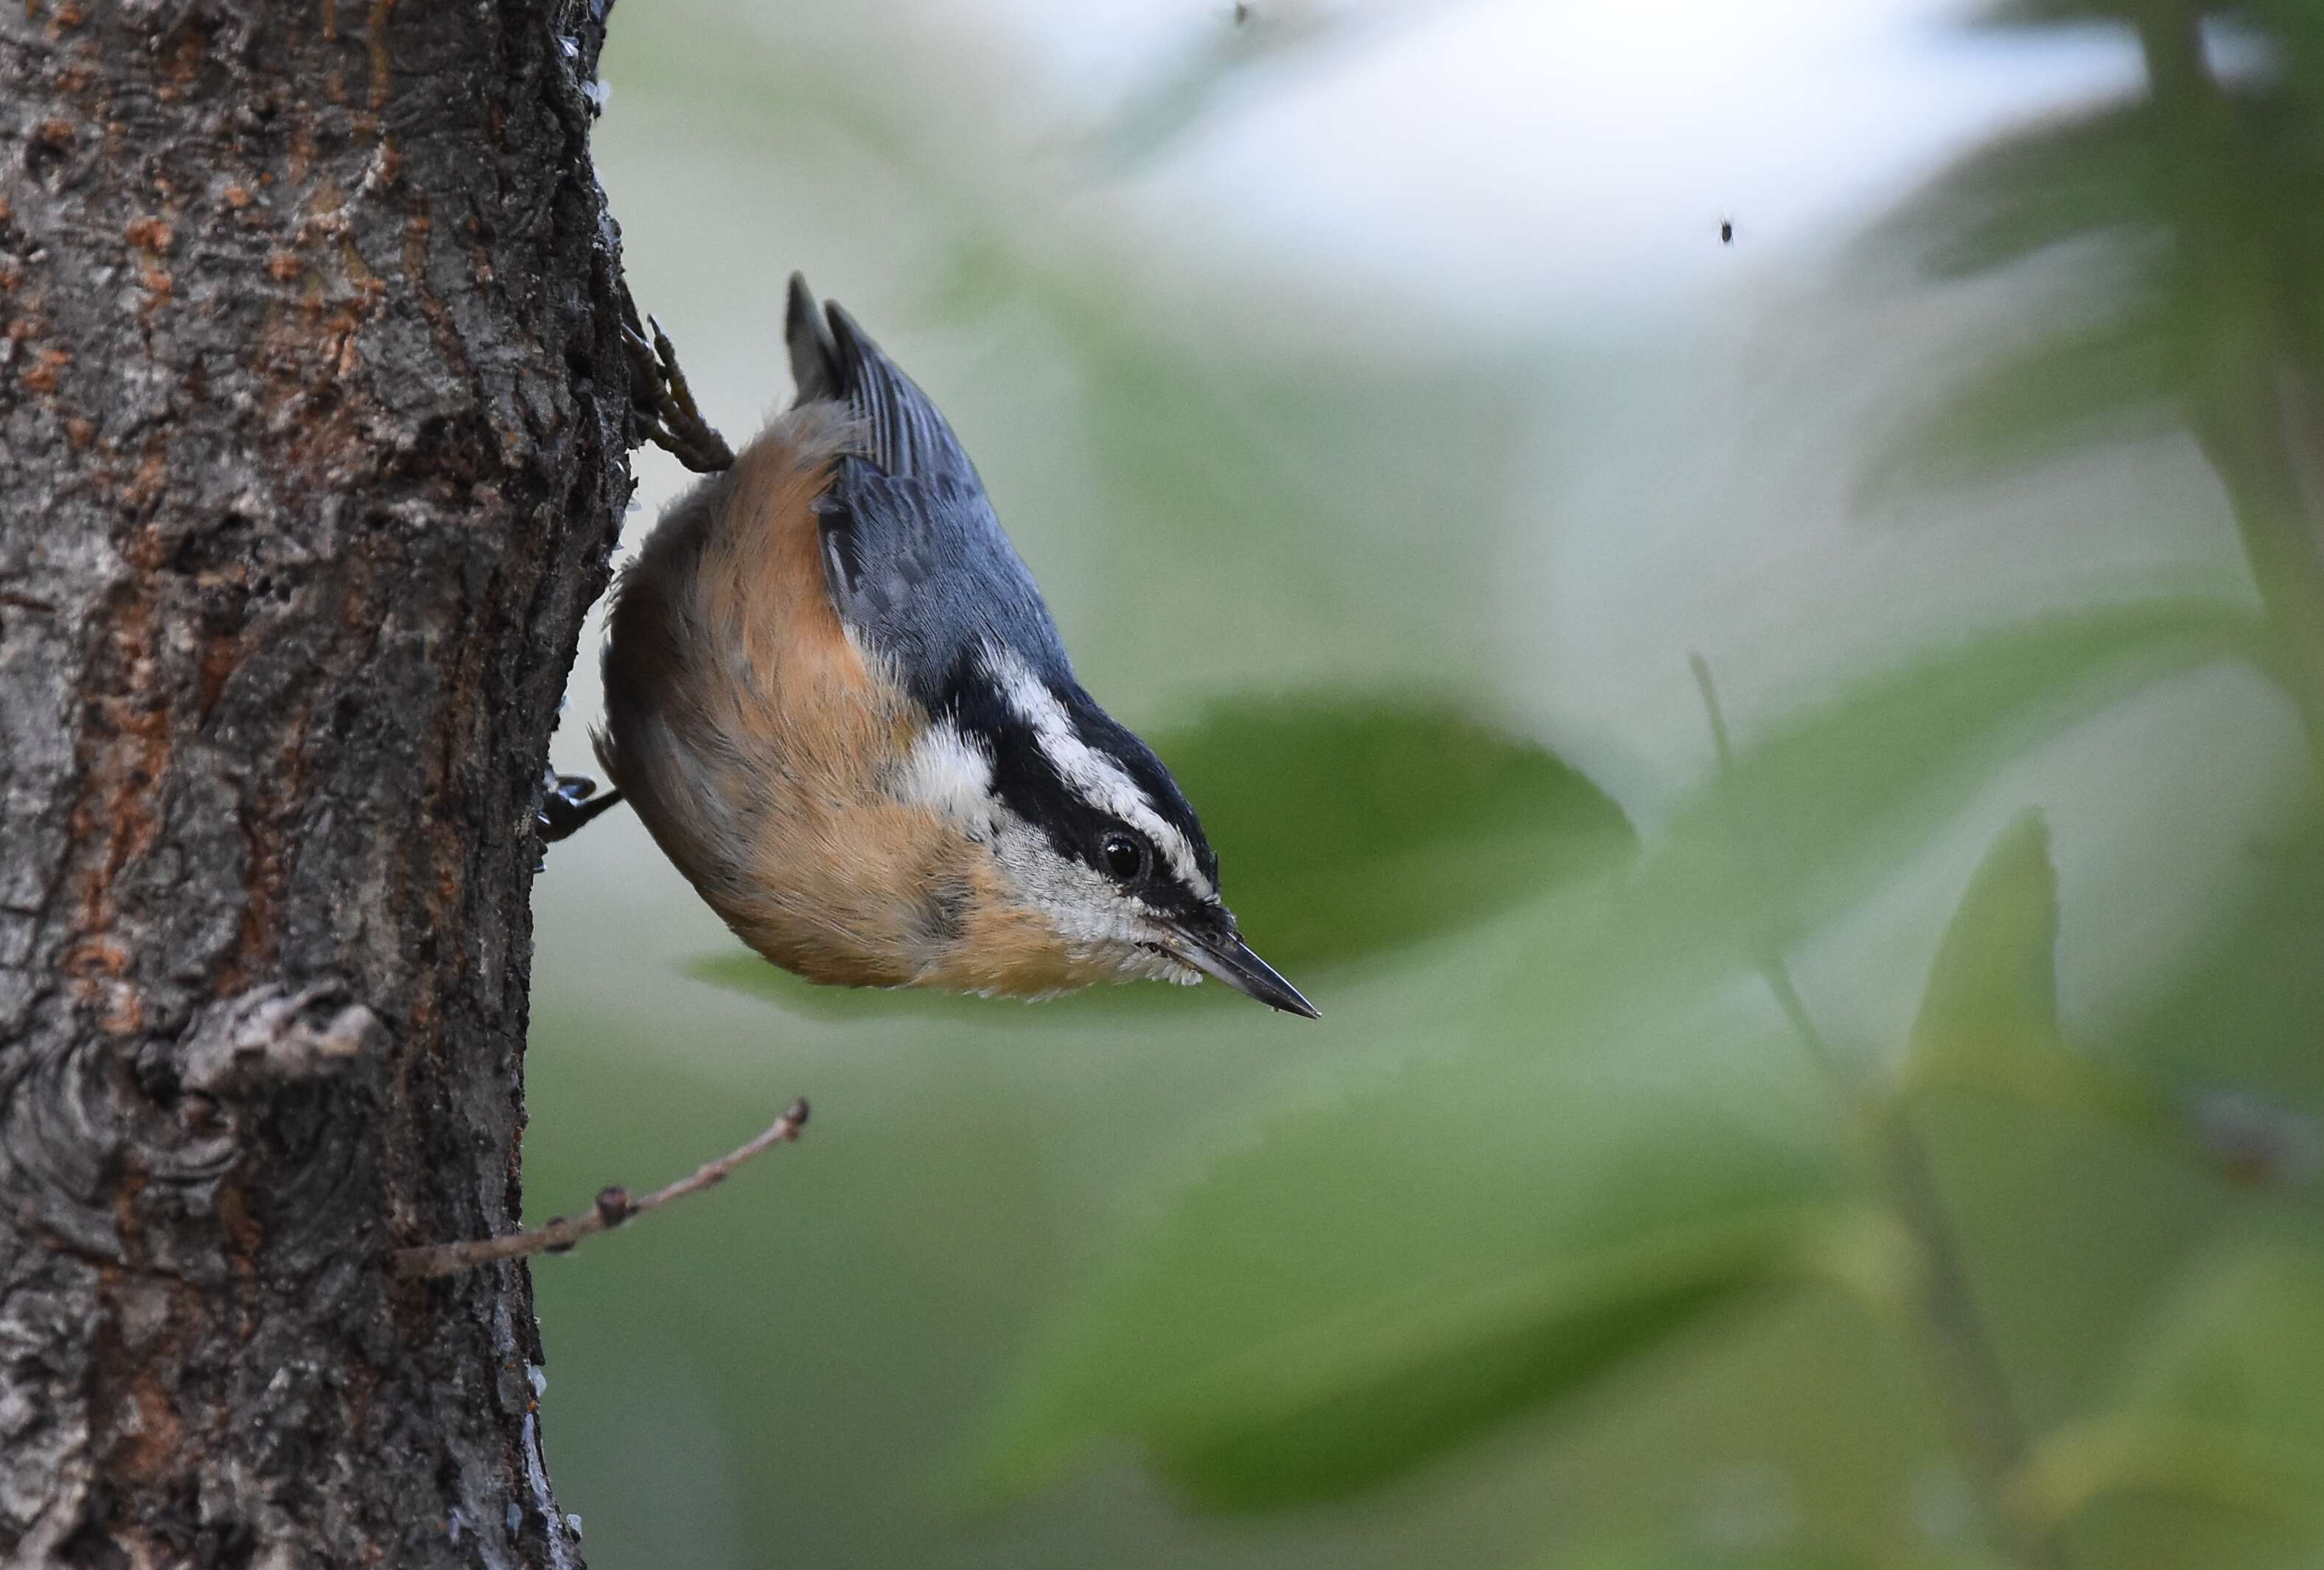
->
[963,0,2141,330]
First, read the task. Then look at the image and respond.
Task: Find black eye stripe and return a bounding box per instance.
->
[931,657,1218,900]
[935,660,1117,874]
[1053,687,1218,890]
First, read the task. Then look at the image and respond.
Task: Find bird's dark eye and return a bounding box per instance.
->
[1100,831,1151,883]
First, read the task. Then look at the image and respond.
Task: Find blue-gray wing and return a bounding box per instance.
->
[819,464,1069,708]
[786,275,1071,705]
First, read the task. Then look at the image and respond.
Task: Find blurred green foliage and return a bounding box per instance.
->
[2020,1243,2324,1531]
[526,4,2324,1569]
[1872,4,2324,493]
[967,4,2324,1567]
[970,602,2297,1551]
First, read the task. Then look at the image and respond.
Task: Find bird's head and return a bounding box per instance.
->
[896,641,1316,1017]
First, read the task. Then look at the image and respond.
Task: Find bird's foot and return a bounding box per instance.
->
[535,770,626,868]
[621,283,735,473]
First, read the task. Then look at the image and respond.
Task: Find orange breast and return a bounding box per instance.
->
[600,411,1045,991]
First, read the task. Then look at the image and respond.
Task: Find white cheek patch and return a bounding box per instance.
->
[980,646,1215,900]
[990,820,1136,948]
[890,719,996,833]
[985,818,1198,987]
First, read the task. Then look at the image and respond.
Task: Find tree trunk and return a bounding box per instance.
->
[0,0,632,1563]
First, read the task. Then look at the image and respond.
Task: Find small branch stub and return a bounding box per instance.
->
[392,1098,809,1278]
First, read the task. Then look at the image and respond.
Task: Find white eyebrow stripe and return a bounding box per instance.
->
[982,645,1215,899]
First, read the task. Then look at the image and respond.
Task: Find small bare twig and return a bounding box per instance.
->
[1689,652,1846,1092]
[1686,651,1735,772]
[392,1098,809,1278]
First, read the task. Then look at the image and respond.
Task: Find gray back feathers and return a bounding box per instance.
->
[784,274,1072,710]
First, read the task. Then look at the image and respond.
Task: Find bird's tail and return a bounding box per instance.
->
[781,272,971,481]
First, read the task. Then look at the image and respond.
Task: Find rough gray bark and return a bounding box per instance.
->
[0,0,632,1563]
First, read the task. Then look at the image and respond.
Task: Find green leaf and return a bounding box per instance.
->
[1871,100,2159,282]
[1901,812,2172,1136]
[2115,772,2324,1098]
[686,951,969,1022]
[1465,602,2254,1060]
[2107,799,2324,1187]
[2018,1243,2324,1528]
[1897,806,2324,1178]
[2245,0,2324,124]
[1968,0,2146,29]
[1140,1215,1804,1510]
[691,694,1634,1022]
[1911,810,2062,1061]
[1653,600,2258,955]
[1156,694,1634,973]
[968,602,2250,1513]
[1860,301,2182,500]
[1866,18,2324,493]
[2124,1244,2324,1448]
[974,1042,1849,1510]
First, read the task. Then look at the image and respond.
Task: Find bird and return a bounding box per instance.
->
[576,274,1316,1018]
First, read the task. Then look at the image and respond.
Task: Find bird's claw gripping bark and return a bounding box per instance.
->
[621,285,734,474]
[535,770,625,867]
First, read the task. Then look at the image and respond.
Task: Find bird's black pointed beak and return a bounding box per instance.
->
[1166,920,1319,1019]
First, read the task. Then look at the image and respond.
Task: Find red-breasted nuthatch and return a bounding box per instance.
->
[573,276,1316,1017]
